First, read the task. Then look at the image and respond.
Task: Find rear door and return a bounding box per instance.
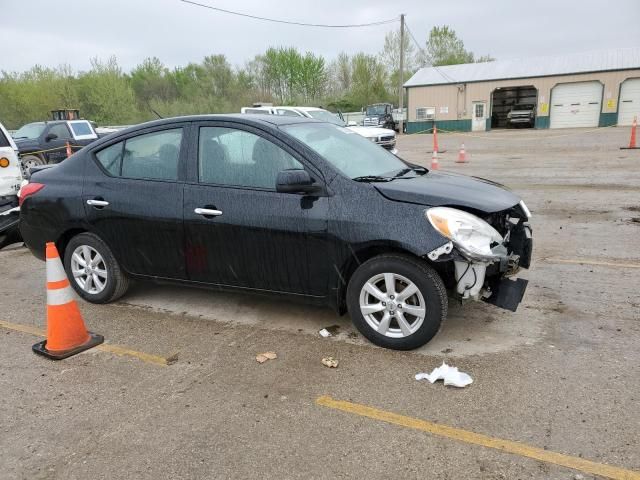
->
[83,124,187,279]
[183,121,324,295]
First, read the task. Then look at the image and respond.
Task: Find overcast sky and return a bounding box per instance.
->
[3,0,639,73]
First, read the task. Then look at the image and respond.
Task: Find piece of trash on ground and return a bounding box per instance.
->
[415,361,472,388]
[256,351,278,364]
[319,328,331,337]
[321,356,339,368]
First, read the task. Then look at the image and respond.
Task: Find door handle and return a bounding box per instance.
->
[87,199,109,207]
[194,208,222,217]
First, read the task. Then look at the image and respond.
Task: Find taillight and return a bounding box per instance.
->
[18,182,45,206]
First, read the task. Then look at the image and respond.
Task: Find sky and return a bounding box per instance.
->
[2,0,639,73]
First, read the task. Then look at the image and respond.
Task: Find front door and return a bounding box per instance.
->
[183,123,324,295]
[472,102,487,131]
[83,125,186,279]
[43,123,73,163]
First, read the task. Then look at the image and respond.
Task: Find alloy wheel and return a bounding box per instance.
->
[359,272,426,338]
[70,245,108,295]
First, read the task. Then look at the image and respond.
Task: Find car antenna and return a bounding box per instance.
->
[147,102,163,119]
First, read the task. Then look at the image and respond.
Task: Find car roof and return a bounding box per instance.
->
[88,114,323,148]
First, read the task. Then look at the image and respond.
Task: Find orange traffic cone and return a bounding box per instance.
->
[65,141,72,158]
[456,143,467,163]
[621,116,638,149]
[433,125,439,154]
[430,150,440,170]
[32,242,103,360]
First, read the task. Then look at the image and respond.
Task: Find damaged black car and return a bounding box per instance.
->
[19,115,532,350]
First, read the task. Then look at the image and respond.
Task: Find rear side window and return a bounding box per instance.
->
[69,122,92,137]
[95,142,123,176]
[94,128,182,180]
[0,129,9,148]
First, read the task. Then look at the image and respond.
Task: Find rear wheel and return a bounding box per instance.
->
[346,254,447,350]
[20,155,46,178]
[63,232,129,303]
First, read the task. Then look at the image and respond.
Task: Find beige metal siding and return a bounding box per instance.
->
[407,69,640,122]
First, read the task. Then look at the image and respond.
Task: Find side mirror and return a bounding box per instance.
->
[276,170,321,194]
[45,133,58,142]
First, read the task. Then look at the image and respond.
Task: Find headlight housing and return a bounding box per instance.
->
[426,207,505,262]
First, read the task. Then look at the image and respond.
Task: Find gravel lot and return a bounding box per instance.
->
[1,126,639,479]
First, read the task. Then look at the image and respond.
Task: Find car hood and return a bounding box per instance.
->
[348,126,395,138]
[374,171,520,213]
[14,138,39,151]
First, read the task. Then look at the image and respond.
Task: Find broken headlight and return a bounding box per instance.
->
[426,207,505,262]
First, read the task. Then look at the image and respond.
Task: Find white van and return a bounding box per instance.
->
[0,121,23,248]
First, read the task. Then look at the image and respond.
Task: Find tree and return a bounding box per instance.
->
[379,29,415,74]
[348,53,389,108]
[418,26,475,67]
[475,54,496,63]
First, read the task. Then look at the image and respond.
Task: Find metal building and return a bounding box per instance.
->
[404,48,640,133]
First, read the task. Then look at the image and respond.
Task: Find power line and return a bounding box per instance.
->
[405,22,457,83]
[180,0,398,28]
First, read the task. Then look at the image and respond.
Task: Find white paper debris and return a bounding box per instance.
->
[415,362,473,388]
[319,328,331,338]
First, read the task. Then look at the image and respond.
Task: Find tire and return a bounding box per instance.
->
[346,254,447,350]
[20,154,46,179]
[63,232,129,303]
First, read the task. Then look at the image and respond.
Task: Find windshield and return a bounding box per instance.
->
[512,104,534,110]
[366,105,387,116]
[13,122,46,139]
[305,110,345,126]
[281,122,405,179]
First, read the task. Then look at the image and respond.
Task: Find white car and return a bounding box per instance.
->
[0,121,23,248]
[241,106,398,155]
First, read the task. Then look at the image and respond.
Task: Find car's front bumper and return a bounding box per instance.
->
[508,117,534,124]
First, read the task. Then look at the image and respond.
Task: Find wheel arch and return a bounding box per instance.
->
[335,241,437,315]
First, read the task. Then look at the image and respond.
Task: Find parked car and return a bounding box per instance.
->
[19,115,532,350]
[507,104,536,128]
[242,105,398,154]
[363,103,398,131]
[12,119,99,176]
[0,121,23,249]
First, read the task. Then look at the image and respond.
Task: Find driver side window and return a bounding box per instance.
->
[199,127,303,189]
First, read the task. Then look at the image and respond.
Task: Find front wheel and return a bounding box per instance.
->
[63,232,129,303]
[346,254,447,350]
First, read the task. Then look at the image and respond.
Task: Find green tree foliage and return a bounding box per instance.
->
[0,26,488,129]
[418,26,475,67]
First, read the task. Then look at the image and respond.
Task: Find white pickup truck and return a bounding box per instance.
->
[0,121,23,249]
[241,106,398,155]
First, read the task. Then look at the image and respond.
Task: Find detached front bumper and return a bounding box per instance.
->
[0,196,21,249]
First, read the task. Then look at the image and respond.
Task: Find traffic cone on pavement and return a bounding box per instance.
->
[433,125,439,154]
[430,150,440,170]
[65,141,72,158]
[621,116,638,149]
[456,143,467,163]
[32,242,103,360]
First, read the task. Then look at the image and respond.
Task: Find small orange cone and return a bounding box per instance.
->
[430,150,440,170]
[456,143,467,163]
[621,116,638,149]
[65,141,72,158]
[32,242,103,360]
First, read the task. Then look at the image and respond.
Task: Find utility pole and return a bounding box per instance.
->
[398,14,405,135]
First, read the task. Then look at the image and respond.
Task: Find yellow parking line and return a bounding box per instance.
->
[0,319,169,366]
[544,258,640,269]
[316,396,640,480]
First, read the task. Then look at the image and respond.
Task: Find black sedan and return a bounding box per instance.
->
[19,115,532,350]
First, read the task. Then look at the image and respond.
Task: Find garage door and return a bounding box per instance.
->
[550,82,602,129]
[618,78,640,126]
